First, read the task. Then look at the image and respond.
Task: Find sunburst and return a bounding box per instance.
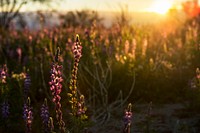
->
[146,0,173,15]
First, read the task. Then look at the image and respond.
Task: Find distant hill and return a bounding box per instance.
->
[12,10,185,30]
[99,11,166,27]
[99,10,185,27]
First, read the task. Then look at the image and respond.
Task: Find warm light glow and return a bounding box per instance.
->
[146,0,173,15]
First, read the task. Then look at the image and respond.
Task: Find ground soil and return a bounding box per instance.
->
[90,104,200,133]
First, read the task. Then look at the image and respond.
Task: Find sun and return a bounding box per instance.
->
[146,0,173,15]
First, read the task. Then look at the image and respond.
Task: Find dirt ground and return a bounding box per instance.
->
[90,104,200,133]
[132,104,200,133]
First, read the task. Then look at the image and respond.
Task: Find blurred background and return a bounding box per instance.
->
[0,0,196,29]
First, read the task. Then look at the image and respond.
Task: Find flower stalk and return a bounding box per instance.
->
[41,98,50,133]
[68,34,82,116]
[23,97,33,133]
[123,103,132,133]
[0,64,7,84]
[0,64,8,95]
[77,95,87,120]
[49,47,66,132]
[48,117,55,133]
[1,100,9,119]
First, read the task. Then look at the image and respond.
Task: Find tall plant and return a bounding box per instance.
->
[49,47,66,132]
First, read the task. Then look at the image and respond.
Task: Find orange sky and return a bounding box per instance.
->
[21,0,197,13]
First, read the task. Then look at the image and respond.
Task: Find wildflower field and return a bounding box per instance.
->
[1,1,200,133]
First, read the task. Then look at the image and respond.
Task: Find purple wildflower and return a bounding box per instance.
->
[123,103,132,133]
[26,110,33,133]
[49,63,63,103]
[0,64,8,84]
[23,97,33,133]
[49,47,65,132]
[123,109,132,126]
[41,99,50,133]
[77,95,86,116]
[72,34,82,60]
[1,100,9,119]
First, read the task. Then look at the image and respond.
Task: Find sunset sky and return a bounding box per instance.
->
[21,0,198,14]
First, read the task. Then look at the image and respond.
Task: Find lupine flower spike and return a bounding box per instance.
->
[1,100,10,119]
[0,64,8,94]
[0,64,8,84]
[41,98,50,133]
[68,34,82,116]
[23,97,33,133]
[77,95,88,120]
[49,47,66,132]
[123,103,132,133]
